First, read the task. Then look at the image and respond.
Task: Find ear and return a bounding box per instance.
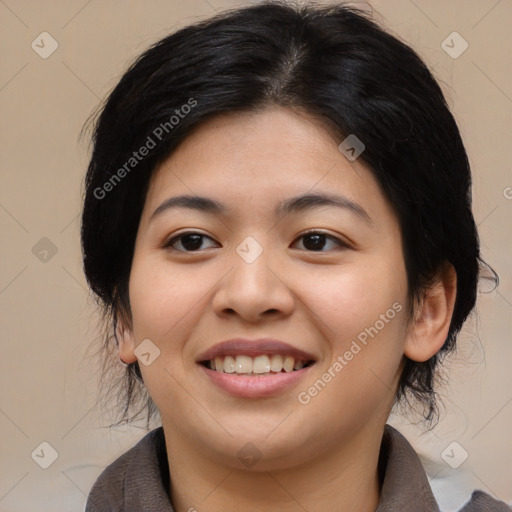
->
[404,262,457,362]
[115,315,138,364]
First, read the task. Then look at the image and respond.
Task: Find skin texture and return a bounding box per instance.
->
[116,107,457,512]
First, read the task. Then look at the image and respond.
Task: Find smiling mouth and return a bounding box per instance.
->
[200,354,315,375]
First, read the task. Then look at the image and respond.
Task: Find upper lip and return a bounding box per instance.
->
[196,338,316,363]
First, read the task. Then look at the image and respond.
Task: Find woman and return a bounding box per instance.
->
[81,2,509,511]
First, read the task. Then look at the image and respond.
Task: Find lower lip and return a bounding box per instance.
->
[198,364,313,398]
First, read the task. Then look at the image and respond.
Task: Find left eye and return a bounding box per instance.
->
[292,231,346,251]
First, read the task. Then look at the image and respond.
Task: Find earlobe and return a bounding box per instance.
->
[404,263,457,363]
[115,316,138,364]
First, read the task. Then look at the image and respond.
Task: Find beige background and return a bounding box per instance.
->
[0,0,511,511]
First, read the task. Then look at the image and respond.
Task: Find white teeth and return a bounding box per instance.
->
[294,360,305,370]
[283,356,294,373]
[235,355,252,373]
[207,354,310,374]
[223,355,236,373]
[253,355,271,374]
[270,354,283,372]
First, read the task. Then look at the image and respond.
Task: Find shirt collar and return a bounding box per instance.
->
[376,425,440,511]
[123,424,440,511]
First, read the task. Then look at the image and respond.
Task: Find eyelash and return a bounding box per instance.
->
[162,229,348,253]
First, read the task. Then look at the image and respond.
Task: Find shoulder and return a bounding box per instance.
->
[459,490,511,511]
[380,426,510,512]
[85,427,168,512]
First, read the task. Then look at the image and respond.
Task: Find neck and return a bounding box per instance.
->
[163,422,384,512]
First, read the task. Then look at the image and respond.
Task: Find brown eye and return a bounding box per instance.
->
[163,232,218,252]
[292,231,347,251]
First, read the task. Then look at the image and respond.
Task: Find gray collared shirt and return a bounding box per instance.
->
[85,425,510,511]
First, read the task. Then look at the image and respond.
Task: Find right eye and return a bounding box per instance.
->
[162,231,219,252]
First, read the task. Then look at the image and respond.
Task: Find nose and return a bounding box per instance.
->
[212,243,295,323]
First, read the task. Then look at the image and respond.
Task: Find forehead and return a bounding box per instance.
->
[141,107,393,226]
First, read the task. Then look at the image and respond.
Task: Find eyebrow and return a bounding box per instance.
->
[150,192,372,224]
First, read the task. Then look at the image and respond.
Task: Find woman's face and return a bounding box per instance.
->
[121,106,412,470]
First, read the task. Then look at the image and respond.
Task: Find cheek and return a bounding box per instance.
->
[305,257,408,344]
[128,255,208,337]
[299,298,407,429]
[126,257,212,397]
[126,257,209,407]
[299,255,409,408]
